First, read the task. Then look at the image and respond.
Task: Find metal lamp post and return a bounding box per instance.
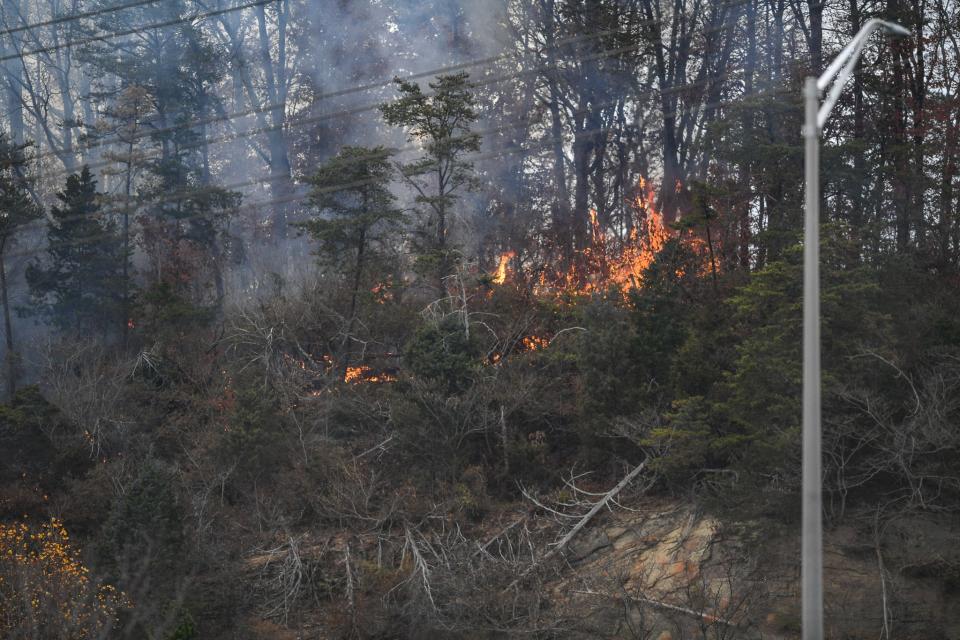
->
[802,18,909,640]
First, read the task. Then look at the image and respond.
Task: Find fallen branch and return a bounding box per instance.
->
[473,516,527,558]
[573,589,739,627]
[353,434,395,461]
[507,459,647,590]
[344,542,357,633]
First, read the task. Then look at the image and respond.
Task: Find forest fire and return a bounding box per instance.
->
[280,354,395,387]
[492,177,673,296]
[492,251,515,285]
[3,3,951,638]
[371,282,393,304]
[487,333,551,366]
[521,335,550,351]
[344,366,397,384]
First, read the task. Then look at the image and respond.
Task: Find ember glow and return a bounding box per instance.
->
[487,333,552,366]
[371,282,393,304]
[521,335,550,351]
[344,366,397,384]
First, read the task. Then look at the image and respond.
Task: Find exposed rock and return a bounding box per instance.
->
[547,499,960,639]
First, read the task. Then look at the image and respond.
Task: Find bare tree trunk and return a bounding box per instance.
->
[738,0,758,270]
[848,0,867,248]
[257,1,293,242]
[509,459,647,589]
[0,240,16,400]
[543,0,573,260]
[1,0,24,144]
[939,109,957,266]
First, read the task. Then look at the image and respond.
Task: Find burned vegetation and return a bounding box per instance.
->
[0,0,959,639]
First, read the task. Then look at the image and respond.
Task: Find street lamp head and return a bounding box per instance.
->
[878,20,911,37]
[817,19,911,91]
[815,19,911,127]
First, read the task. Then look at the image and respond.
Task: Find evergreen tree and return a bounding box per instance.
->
[0,132,41,400]
[296,145,404,374]
[380,72,480,292]
[83,1,238,307]
[26,167,127,338]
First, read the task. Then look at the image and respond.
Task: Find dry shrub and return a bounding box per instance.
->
[34,338,135,458]
[0,517,129,639]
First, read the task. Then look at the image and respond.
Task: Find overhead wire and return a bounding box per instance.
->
[0,0,164,38]
[7,0,752,177]
[8,60,647,237]
[0,80,795,264]
[0,1,780,260]
[0,0,276,65]
[24,21,660,174]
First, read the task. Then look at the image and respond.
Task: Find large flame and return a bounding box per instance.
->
[491,177,674,296]
[492,251,515,285]
[606,176,670,290]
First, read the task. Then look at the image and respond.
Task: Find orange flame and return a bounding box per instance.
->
[553,177,670,295]
[521,335,550,351]
[490,177,707,297]
[492,251,515,285]
[371,281,394,304]
[345,365,397,384]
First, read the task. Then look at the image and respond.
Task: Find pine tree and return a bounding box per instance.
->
[380,73,480,292]
[26,167,127,338]
[296,145,405,375]
[83,1,238,306]
[0,132,41,399]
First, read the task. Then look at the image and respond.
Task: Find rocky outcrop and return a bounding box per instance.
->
[547,499,960,639]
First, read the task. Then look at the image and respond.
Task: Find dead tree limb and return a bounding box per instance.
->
[508,459,647,589]
[573,590,739,627]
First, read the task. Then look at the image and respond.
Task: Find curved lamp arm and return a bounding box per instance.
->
[814,19,910,129]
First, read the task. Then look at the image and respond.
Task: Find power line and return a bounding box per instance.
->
[25,22,656,173]
[12,64,792,240]
[3,116,637,263]
[12,0,752,178]
[1,81,795,264]
[0,0,275,64]
[0,0,163,38]
[4,0,755,172]
[0,3,770,248]
[33,34,653,184]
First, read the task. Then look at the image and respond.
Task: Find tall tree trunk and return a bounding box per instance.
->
[572,113,592,252]
[848,0,867,245]
[939,109,957,266]
[542,0,573,261]
[547,86,572,258]
[807,0,823,73]
[0,241,15,400]
[2,0,24,145]
[257,1,293,242]
[738,0,758,269]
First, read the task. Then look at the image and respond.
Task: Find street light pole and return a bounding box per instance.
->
[802,18,909,640]
[802,74,822,640]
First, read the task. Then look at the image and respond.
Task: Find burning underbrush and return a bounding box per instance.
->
[223,178,715,393]
[491,177,712,298]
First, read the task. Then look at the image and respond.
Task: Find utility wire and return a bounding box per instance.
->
[0,0,275,64]
[14,88,642,236]
[0,2,770,249]
[1,81,794,263]
[32,34,653,184]
[24,22,658,172]
[0,0,163,38]
[3,112,652,262]
[10,0,749,176]
[11,76,793,242]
